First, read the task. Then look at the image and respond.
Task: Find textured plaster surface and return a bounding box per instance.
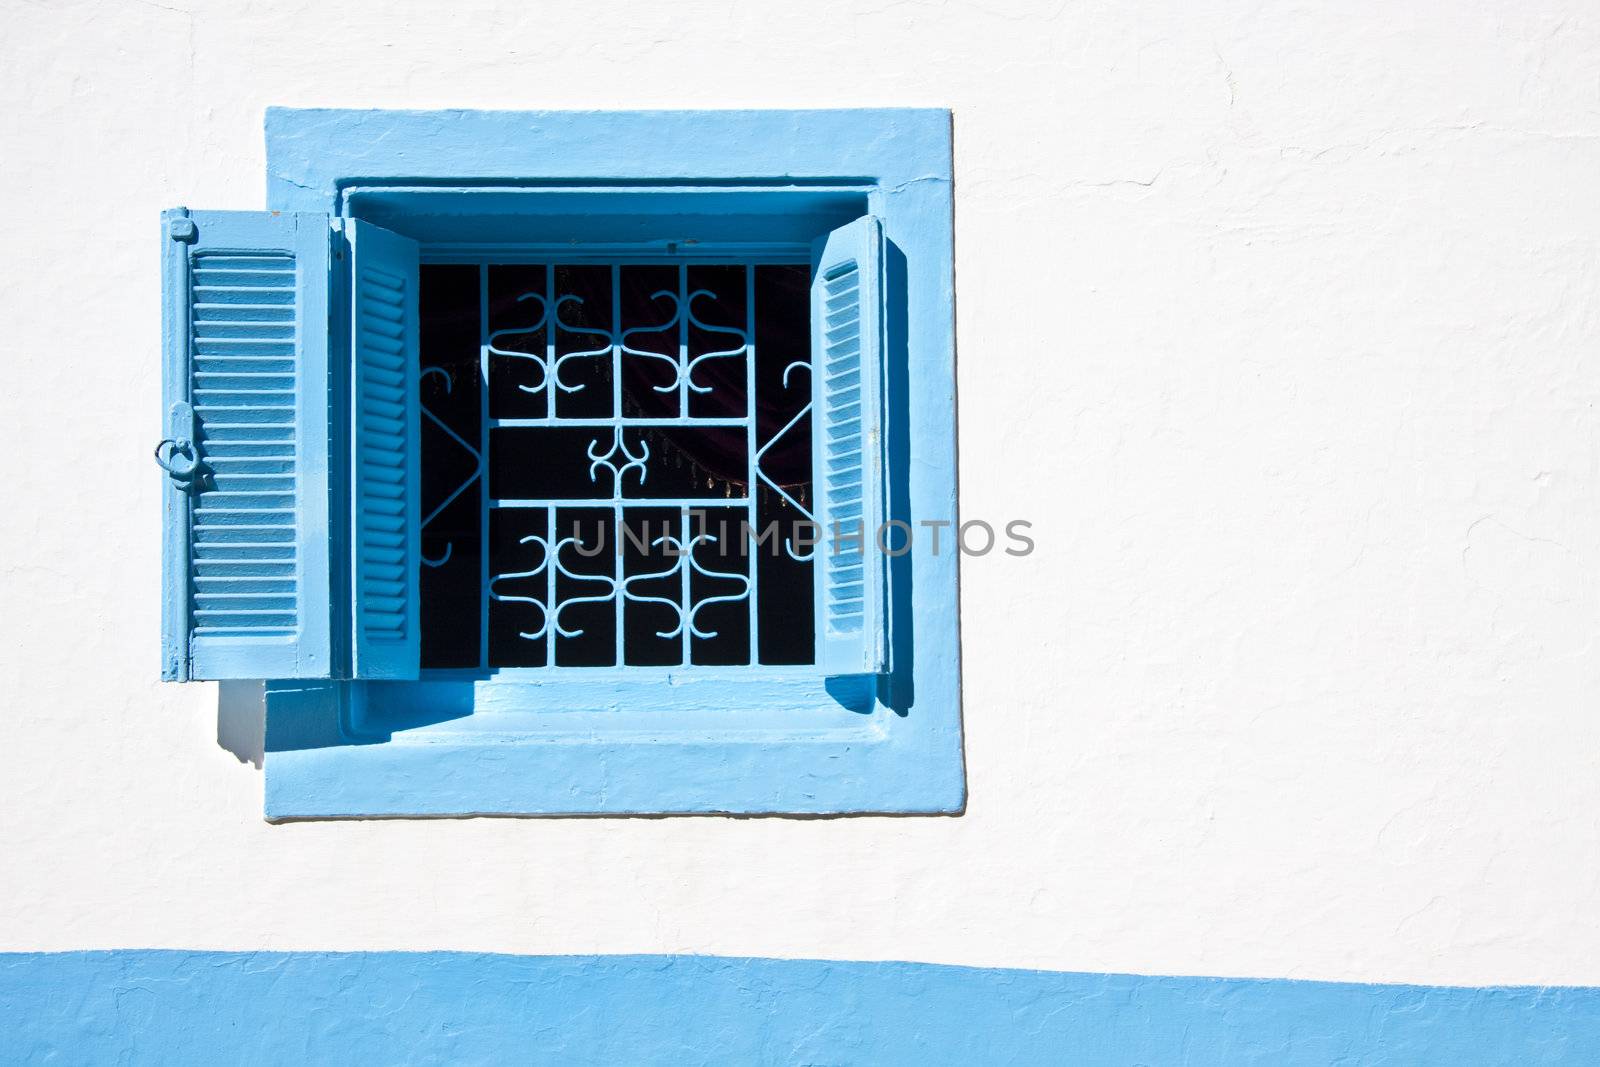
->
[1,0,1599,986]
[4,952,1599,1065]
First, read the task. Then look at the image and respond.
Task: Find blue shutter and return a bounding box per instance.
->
[345,220,421,679]
[811,216,889,675]
[160,209,332,680]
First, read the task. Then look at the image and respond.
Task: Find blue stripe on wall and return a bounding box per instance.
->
[3,951,1598,1065]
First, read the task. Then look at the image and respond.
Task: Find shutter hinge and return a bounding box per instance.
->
[168,212,197,243]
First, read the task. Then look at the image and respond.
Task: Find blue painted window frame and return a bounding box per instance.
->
[260,109,961,818]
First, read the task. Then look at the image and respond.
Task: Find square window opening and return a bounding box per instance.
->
[416,258,819,672]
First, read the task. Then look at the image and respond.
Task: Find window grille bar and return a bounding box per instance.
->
[680,508,692,665]
[746,265,759,664]
[544,264,557,668]
[679,263,692,665]
[488,417,746,429]
[677,263,690,426]
[492,498,750,509]
[612,264,625,668]
[478,263,491,671]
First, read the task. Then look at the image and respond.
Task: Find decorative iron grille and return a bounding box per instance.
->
[418,262,816,670]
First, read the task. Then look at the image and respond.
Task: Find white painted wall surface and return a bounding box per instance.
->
[1,0,1597,986]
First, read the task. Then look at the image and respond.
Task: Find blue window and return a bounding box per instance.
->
[158,109,961,817]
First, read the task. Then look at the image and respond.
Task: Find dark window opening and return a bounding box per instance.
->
[419,261,815,670]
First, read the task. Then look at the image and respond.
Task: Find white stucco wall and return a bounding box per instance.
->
[2,0,1597,986]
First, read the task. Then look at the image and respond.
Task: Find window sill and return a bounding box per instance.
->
[263,677,964,819]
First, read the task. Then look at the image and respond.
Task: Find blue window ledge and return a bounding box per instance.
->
[261,108,961,818]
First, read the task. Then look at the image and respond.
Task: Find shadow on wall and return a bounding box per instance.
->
[878,238,916,716]
[217,680,265,768]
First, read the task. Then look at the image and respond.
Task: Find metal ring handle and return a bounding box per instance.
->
[154,438,201,480]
